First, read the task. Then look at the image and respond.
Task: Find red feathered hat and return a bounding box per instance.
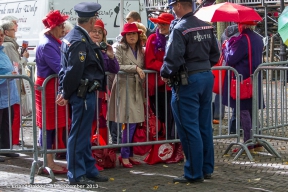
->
[150,13,174,24]
[42,10,69,32]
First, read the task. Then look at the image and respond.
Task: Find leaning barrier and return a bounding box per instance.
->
[35,67,247,180]
[250,61,288,159]
[2,65,261,183]
[0,75,38,184]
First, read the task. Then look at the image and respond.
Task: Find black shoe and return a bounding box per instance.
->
[87,175,109,182]
[68,176,96,185]
[173,175,204,183]
[1,153,20,157]
[204,174,212,179]
[0,157,5,162]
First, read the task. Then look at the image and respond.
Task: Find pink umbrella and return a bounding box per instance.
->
[194,2,262,22]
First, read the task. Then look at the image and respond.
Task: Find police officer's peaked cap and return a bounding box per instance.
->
[74,2,101,17]
[169,0,192,6]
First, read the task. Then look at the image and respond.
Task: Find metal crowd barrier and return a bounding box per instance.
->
[210,66,256,161]
[0,74,38,184]
[250,61,288,159]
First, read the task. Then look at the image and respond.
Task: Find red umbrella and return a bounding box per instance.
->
[194,2,262,22]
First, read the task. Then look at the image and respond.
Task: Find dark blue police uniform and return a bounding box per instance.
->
[160,11,220,181]
[58,2,107,184]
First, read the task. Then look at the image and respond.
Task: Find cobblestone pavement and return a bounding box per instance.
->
[0,127,288,192]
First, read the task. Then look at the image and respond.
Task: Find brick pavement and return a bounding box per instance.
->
[0,128,288,192]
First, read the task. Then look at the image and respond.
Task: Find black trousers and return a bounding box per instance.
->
[149,91,175,140]
[0,107,14,149]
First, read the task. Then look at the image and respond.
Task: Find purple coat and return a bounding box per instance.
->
[36,34,62,78]
[102,52,119,73]
[222,29,264,110]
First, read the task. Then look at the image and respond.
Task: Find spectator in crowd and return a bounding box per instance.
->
[220,24,239,133]
[222,21,264,152]
[1,20,29,150]
[145,13,174,139]
[57,2,108,185]
[0,26,20,161]
[89,18,119,170]
[108,23,145,168]
[64,20,73,36]
[145,13,184,163]
[133,22,147,46]
[160,0,220,183]
[35,10,69,174]
[1,15,18,32]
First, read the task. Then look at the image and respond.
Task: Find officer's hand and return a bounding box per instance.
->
[136,67,145,80]
[105,44,115,59]
[161,77,168,83]
[56,94,68,106]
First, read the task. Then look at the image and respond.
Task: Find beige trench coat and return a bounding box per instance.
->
[108,43,145,123]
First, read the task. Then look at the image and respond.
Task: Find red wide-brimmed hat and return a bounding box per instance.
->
[150,13,174,24]
[94,19,107,35]
[42,10,69,32]
[121,23,142,36]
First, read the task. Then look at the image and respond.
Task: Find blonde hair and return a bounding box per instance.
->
[133,22,147,45]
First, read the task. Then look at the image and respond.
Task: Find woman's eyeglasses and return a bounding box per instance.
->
[91,30,103,35]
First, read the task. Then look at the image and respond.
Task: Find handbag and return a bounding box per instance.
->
[212,54,226,94]
[143,143,175,165]
[133,123,152,156]
[230,34,253,100]
[143,142,184,165]
[91,134,116,169]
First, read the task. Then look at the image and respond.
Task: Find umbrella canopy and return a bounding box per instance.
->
[194,2,262,22]
[278,6,288,46]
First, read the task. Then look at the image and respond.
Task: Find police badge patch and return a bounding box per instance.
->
[79,51,86,62]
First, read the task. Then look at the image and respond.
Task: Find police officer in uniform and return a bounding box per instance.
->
[160,0,220,183]
[56,2,108,185]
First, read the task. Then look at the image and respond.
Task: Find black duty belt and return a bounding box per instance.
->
[188,69,210,76]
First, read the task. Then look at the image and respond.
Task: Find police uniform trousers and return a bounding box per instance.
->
[67,91,99,182]
[171,71,214,180]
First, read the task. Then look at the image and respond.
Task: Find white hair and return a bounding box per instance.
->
[0,20,15,31]
[64,20,74,33]
[1,15,18,22]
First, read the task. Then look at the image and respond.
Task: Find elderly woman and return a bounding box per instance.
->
[222,21,264,152]
[144,13,183,163]
[35,10,69,174]
[88,18,119,170]
[0,26,20,161]
[1,20,29,150]
[108,23,145,168]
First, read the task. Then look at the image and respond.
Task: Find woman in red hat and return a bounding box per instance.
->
[108,23,145,168]
[144,13,184,163]
[35,10,70,174]
[88,19,119,171]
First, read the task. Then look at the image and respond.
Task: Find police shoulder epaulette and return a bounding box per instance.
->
[182,26,214,36]
[62,38,71,46]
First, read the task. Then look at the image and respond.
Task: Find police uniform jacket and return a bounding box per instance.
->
[58,26,105,100]
[160,12,220,78]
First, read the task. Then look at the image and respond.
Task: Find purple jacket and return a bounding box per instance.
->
[222,29,264,110]
[102,52,119,73]
[36,34,61,78]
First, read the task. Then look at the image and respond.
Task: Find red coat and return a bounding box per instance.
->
[145,33,170,96]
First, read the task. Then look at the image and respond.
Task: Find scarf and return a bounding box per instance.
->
[152,28,166,54]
